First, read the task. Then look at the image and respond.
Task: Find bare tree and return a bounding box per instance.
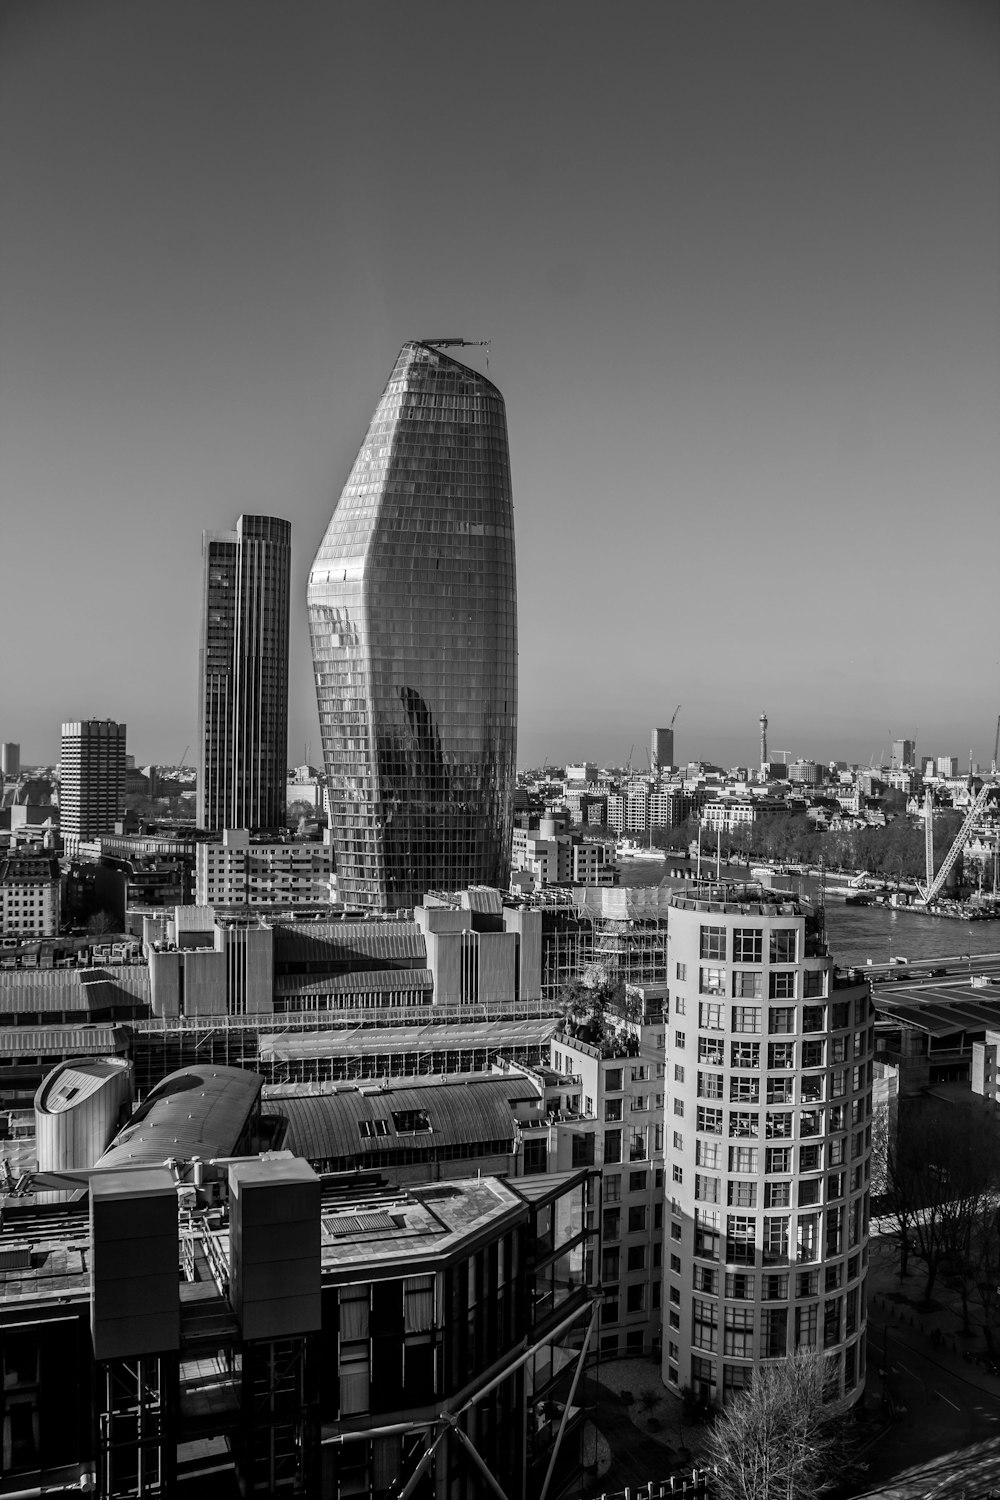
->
[86,910,118,937]
[703,1352,843,1500]
[881,1099,1000,1309]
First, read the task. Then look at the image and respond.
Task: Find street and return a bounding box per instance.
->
[852,1306,1000,1498]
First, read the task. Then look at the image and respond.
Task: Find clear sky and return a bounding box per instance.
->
[2,1,997,773]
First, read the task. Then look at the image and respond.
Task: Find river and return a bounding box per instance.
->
[615,859,1000,968]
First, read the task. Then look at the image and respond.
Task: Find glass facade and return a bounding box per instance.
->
[197,514,291,832]
[308,343,517,910]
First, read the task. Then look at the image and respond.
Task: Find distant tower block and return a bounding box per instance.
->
[651,726,674,772]
[759,712,768,767]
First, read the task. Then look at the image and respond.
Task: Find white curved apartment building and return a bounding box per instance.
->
[661,885,873,1406]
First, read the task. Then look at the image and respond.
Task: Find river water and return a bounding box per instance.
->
[615,859,1000,968]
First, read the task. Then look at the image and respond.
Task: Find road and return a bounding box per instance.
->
[852,1306,1000,1498]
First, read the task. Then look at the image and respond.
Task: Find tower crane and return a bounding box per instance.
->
[670,705,681,729]
[993,714,1000,776]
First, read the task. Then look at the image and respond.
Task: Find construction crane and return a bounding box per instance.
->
[670,705,681,729]
[993,715,1000,776]
[177,745,190,770]
[919,779,996,905]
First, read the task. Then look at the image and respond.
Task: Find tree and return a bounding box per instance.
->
[881,1098,1000,1308]
[86,910,118,937]
[703,1352,844,1500]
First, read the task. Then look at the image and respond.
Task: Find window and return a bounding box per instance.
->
[769,971,796,999]
[797,1213,818,1263]
[629,1170,647,1192]
[523,1137,548,1174]
[700,925,727,960]
[672,1098,684,1117]
[762,1306,788,1357]
[730,1076,759,1104]
[730,1111,758,1138]
[694,1264,719,1293]
[675,1031,686,1049]
[800,1110,821,1138]
[698,1072,723,1099]
[673,1130,684,1150]
[605,1174,621,1202]
[770,928,797,963]
[769,1009,795,1036]
[763,1216,789,1262]
[584,1096,594,1116]
[765,1181,790,1208]
[768,1042,795,1070]
[674,1064,686,1082]
[767,1077,793,1104]
[798,1179,820,1207]
[724,1306,755,1357]
[796,1270,818,1297]
[692,1298,718,1350]
[803,1040,825,1069]
[699,978,725,1005]
[795,1303,818,1349]
[731,1041,760,1068]
[698,1037,724,1065]
[627,1244,646,1272]
[358,1118,389,1138]
[697,1106,723,1134]
[633,1095,650,1113]
[631,1064,649,1082]
[733,928,763,963]
[675,995,686,1016]
[731,1003,761,1032]
[603,1208,621,1241]
[602,1297,620,1326]
[628,1205,647,1233]
[765,1112,792,1139]
[605,1098,623,1121]
[727,1215,756,1264]
[676,962,687,981]
[672,1164,683,1184]
[605,1068,623,1091]
[602,1248,620,1282]
[695,1174,720,1202]
[799,1143,821,1172]
[726,1271,755,1300]
[729,1145,758,1173]
[392,1109,431,1134]
[762,1272,788,1300]
[604,1129,622,1164]
[728,1180,757,1208]
[696,1139,720,1169]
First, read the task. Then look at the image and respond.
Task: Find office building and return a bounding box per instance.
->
[197,514,291,833]
[0,853,60,938]
[308,341,517,911]
[661,885,873,1405]
[1,743,19,777]
[651,726,674,772]
[59,720,126,850]
[891,738,915,769]
[194,828,332,909]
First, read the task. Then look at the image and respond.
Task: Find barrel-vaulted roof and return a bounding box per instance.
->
[97,1064,262,1169]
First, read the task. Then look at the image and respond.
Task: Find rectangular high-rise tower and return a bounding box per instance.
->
[197,515,291,833]
[308,343,517,911]
[1,743,20,777]
[60,720,126,846]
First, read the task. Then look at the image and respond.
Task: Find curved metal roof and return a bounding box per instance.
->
[97,1064,262,1168]
[267,1076,534,1169]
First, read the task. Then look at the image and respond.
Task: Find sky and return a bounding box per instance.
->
[1,1,997,773]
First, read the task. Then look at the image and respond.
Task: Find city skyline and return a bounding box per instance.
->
[2,3,997,771]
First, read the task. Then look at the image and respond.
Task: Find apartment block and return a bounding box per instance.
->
[195,829,332,908]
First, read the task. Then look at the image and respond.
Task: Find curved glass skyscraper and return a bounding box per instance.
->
[308,342,517,911]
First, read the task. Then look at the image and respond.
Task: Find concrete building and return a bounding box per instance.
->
[661,885,873,1405]
[195,828,332,909]
[0,853,60,938]
[891,738,915,768]
[197,514,291,833]
[308,342,517,911]
[59,720,126,852]
[510,819,615,891]
[1,743,20,777]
